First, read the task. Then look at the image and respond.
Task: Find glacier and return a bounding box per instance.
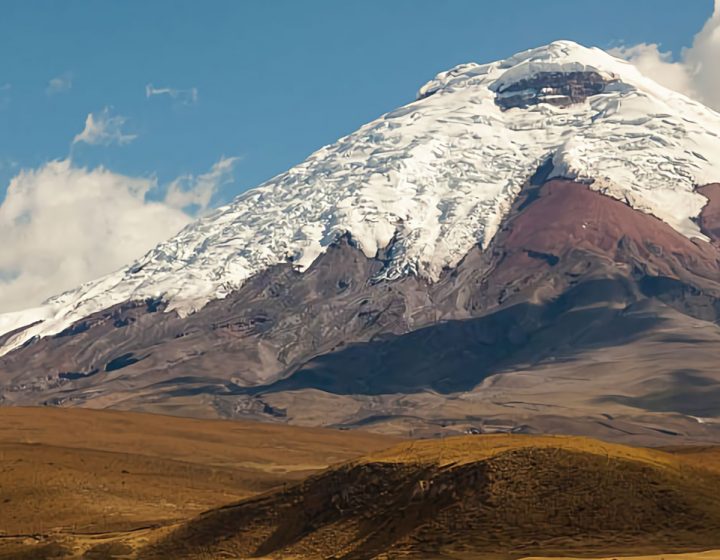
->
[2,40,720,354]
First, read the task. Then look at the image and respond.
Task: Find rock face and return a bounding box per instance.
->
[494,71,615,109]
[1,41,720,444]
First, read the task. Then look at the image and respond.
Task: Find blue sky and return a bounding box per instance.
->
[0,0,716,312]
[0,0,712,202]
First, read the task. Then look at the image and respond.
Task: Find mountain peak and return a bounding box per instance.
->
[418,40,670,103]
[500,39,621,70]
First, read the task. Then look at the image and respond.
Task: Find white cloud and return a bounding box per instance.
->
[146,83,199,105]
[164,156,240,212]
[46,73,72,95]
[611,0,720,111]
[73,107,137,146]
[0,157,238,313]
[609,43,696,97]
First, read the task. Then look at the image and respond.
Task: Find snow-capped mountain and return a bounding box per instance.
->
[2,41,720,445]
[2,40,720,354]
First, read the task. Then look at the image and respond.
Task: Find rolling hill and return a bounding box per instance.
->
[143,435,720,560]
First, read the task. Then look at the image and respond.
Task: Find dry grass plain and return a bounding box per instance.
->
[0,407,400,558]
[1,408,720,559]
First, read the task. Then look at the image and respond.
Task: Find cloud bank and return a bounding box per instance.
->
[611,0,720,110]
[73,107,137,146]
[0,157,238,312]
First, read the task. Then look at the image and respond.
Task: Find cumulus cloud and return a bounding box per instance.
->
[0,157,238,312]
[145,83,199,105]
[73,107,137,146]
[611,0,720,110]
[46,73,72,95]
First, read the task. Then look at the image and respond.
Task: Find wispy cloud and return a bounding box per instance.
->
[611,0,720,111]
[46,72,73,95]
[164,156,240,213]
[72,107,137,146]
[145,83,199,105]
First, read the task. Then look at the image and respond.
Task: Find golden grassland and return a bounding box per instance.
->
[1,408,720,559]
[0,407,400,558]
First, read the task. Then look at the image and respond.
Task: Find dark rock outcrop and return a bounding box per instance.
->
[495,71,616,110]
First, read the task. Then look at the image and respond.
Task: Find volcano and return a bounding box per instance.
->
[2,41,720,444]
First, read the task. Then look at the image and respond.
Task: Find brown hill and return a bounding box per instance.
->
[143,435,720,560]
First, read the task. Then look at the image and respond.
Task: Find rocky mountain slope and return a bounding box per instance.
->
[1,41,720,444]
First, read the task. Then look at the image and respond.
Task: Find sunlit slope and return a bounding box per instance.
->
[144,435,720,560]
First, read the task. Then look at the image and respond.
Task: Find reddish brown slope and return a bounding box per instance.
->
[497,179,720,284]
[698,183,720,244]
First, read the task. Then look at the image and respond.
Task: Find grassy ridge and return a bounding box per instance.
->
[145,435,720,560]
